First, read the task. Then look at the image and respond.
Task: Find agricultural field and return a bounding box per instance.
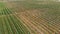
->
[0,1,60,34]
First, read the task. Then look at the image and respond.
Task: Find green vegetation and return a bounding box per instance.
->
[0,1,60,34]
[0,2,5,10]
[0,2,30,34]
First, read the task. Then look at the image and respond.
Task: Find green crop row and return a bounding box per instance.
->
[0,8,30,34]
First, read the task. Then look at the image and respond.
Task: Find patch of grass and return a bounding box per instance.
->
[0,2,5,8]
